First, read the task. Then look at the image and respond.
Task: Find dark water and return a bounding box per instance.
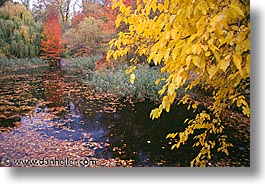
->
[0,67,250,167]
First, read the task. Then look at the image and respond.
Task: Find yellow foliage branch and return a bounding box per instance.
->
[108,0,250,166]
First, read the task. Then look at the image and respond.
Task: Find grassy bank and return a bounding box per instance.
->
[61,57,187,103]
[0,58,46,71]
[84,63,188,102]
[63,56,101,71]
[85,64,166,102]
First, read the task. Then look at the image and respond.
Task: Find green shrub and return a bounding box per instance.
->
[66,56,101,71]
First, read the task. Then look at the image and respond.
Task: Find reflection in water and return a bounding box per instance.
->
[0,67,250,167]
[42,71,64,107]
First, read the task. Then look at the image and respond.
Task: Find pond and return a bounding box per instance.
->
[0,66,250,167]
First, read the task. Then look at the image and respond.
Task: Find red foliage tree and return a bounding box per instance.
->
[99,0,119,35]
[40,12,63,62]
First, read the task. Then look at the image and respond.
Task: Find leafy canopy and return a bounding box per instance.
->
[107,0,250,166]
[63,16,103,57]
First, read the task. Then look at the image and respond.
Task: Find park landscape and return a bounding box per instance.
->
[0,0,250,167]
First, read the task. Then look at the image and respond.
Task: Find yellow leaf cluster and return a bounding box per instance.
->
[108,0,250,166]
[126,65,136,74]
[130,73,136,84]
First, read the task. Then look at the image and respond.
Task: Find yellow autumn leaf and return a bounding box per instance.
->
[155,78,161,85]
[233,53,242,73]
[126,65,136,74]
[137,4,142,11]
[162,96,171,112]
[192,102,198,110]
[168,83,175,96]
[170,15,176,24]
[115,15,122,28]
[207,66,218,79]
[166,132,178,139]
[120,4,127,13]
[113,52,118,60]
[205,51,211,57]
[151,1,157,12]
[106,50,114,60]
[192,56,201,67]
[168,91,176,103]
[157,3,164,12]
[242,106,250,117]
[150,107,162,120]
[130,73,135,84]
[158,85,167,95]
[230,3,244,17]
[164,0,169,9]
[146,5,151,15]
[246,54,250,75]
[219,59,230,72]
[165,31,171,40]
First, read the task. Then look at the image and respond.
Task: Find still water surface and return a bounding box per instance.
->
[0,67,250,167]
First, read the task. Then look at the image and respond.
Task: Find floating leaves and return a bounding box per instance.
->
[0,67,133,167]
[0,64,249,167]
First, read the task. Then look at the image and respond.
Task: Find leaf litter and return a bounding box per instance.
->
[0,68,131,167]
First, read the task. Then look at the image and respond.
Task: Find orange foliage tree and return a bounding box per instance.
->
[72,0,136,38]
[40,12,63,62]
[68,0,119,58]
[72,0,115,30]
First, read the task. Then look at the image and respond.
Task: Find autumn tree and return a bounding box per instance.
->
[0,1,41,58]
[66,0,122,57]
[98,0,119,35]
[32,0,73,30]
[63,16,103,57]
[72,0,119,39]
[107,0,250,166]
[40,12,63,62]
